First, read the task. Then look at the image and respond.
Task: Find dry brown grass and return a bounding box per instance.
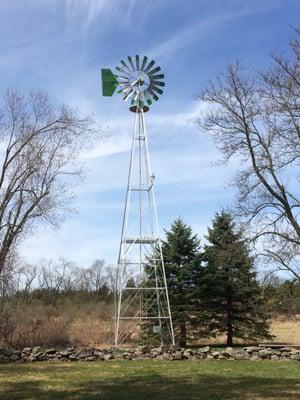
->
[68,318,113,347]
[270,316,300,345]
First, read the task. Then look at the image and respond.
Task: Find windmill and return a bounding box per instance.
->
[101,55,175,347]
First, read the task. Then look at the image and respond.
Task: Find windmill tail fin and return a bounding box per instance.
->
[101,69,118,96]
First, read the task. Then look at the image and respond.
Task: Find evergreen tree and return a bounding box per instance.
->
[201,211,270,346]
[147,218,202,347]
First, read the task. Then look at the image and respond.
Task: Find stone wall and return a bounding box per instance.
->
[0,345,300,363]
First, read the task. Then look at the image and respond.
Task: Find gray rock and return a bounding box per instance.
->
[22,347,32,356]
[45,348,57,355]
[114,353,125,360]
[244,346,261,353]
[69,355,78,361]
[220,348,233,358]
[212,351,220,359]
[187,355,198,360]
[66,347,74,353]
[162,352,172,360]
[35,352,46,361]
[198,346,210,353]
[233,351,250,360]
[290,348,300,355]
[280,355,291,361]
[103,353,114,361]
[27,354,37,362]
[0,354,7,363]
[150,347,162,355]
[173,351,183,360]
[46,354,57,359]
[280,347,292,352]
[0,348,13,357]
[94,350,104,359]
[183,351,191,359]
[258,348,273,358]
[290,354,300,361]
[86,356,96,361]
[78,350,93,359]
[139,345,149,354]
[9,354,20,362]
[59,350,70,357]
[11,349,21,356]
[271,354,279,361]
[32,346,41,354]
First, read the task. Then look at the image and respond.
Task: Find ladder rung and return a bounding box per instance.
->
[119,259,161,265]
[130,188,151,192]
[123,287,166,290]
[119,316,170,320]
[123,237,158,244]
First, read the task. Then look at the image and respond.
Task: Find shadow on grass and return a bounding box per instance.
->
[1,374,300,400]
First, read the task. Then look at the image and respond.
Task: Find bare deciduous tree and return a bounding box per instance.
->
[0,90,101,274]
[198,30,300,279]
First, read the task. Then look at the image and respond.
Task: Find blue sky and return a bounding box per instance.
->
[1,0,299,267]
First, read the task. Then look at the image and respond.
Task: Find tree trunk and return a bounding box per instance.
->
[179,322,187,347]
[226,298,233,347]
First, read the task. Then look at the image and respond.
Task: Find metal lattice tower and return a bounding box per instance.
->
[101,55,175,346]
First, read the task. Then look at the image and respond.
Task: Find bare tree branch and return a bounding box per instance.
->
[0,90,103,274]
[198,29,300,279]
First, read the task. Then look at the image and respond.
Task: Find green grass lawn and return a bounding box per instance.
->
[0,360,300,400]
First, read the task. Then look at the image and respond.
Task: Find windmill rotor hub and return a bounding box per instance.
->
[129,71,149,89]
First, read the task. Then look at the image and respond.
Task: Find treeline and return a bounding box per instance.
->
[1,212,299,349]
[0,260,116,348]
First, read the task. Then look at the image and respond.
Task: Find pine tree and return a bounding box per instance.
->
[147,218,202,347]
[201,211,270,346]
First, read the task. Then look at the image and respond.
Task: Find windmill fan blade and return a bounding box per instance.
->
[141,56,148,71]
[149,66,161,76]
[127,56,136,71]
[143,90,152,106]
[150,85,163,95]
[146,88,159,101]
[119,80,130,86]
[119,83,130,93]
[151,73,164,80]
[135,55,140,70]
[116,66,130,75]
[144,60,155,73]
[121,60,131,72]
[117,75,130,81]
[117,87,129,94]
[151,80,165,87]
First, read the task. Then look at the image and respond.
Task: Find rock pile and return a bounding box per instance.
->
[0,345,299,363]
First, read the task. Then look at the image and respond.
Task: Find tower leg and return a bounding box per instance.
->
[114,108,174,347]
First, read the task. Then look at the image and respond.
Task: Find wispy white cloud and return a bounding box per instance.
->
[63,0,152,33]
[82,100,209,161]
[146,0,283,62]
